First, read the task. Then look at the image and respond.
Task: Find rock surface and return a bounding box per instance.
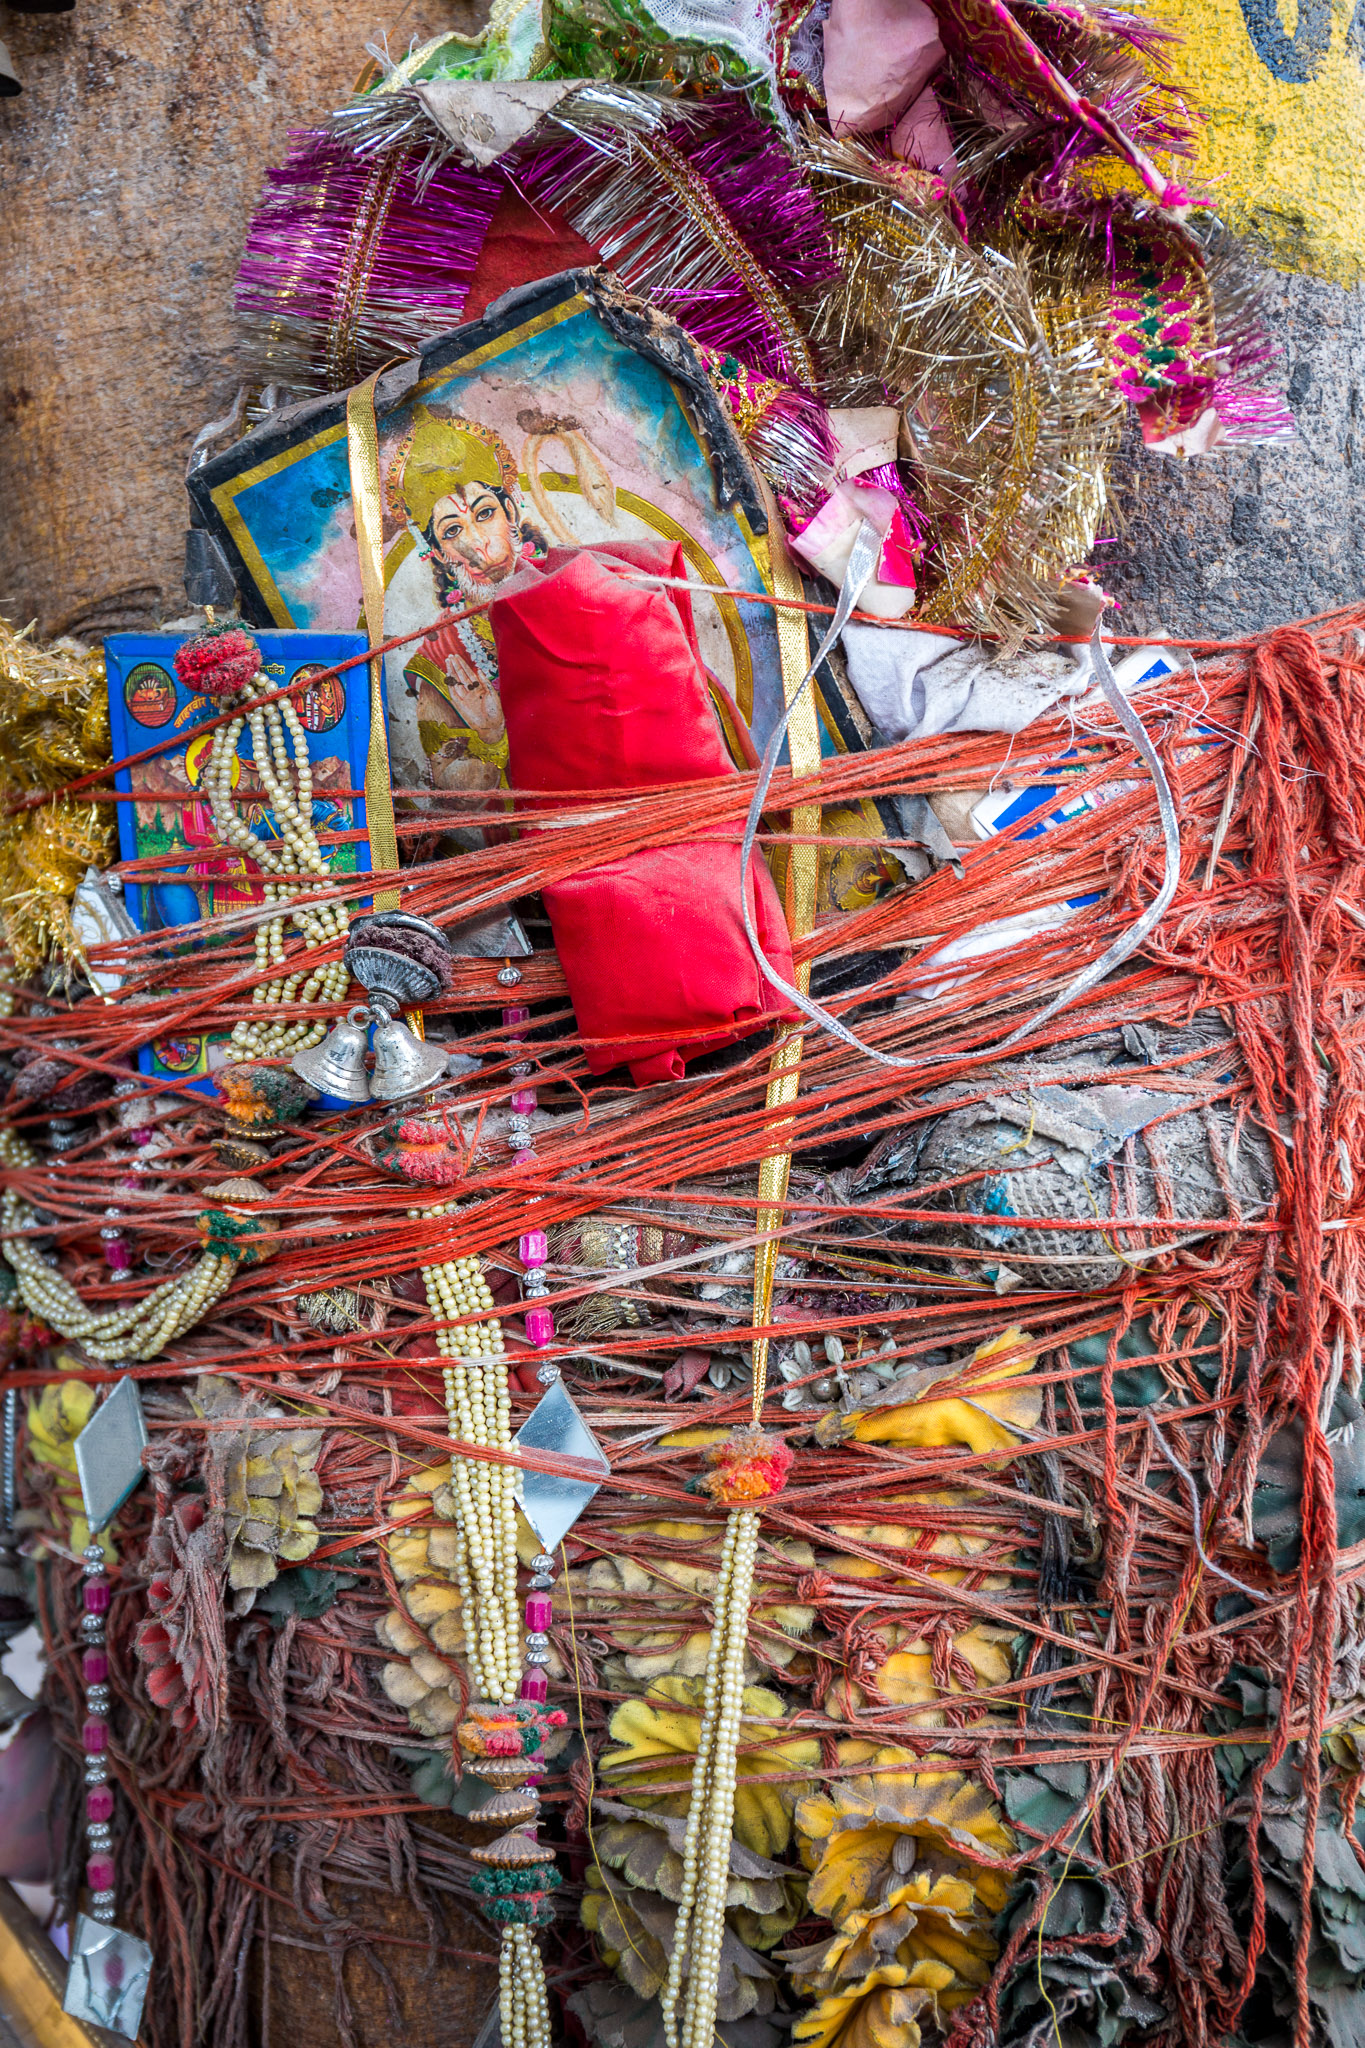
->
[1101,262,1365,638]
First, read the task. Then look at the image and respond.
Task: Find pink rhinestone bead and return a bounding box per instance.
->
[84,1579,111,1615]
[82,1720,108,1755]
[86,1786,115,1825]
[510,1088,537,1114]
[519,1230,547,1266]
[86,1855,116,1893]
[525,1592,552,1632]
[519,1669,549,1703]
[524,1305,554,1348]
[82,1649,109,1686]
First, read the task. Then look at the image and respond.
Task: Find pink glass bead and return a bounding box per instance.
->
[519,1230,547,1266]
[86,1855,116,1893]
[82,1720,107,1754]
[82,1649,109,1686]
[514,1149,535,1165]
[511,1088,537,1114]
[84,1578,111,1615]
[524,1305,554,1348]
[503,1006,530,1028]
[525,1592,553,1632]
[519,1669,549,1703]
[86,1786,115,1825]
[103,1238,133,1274]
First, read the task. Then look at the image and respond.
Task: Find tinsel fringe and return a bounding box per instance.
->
[517,97,838,388]
[234,132,503,396]
[802,130,1122,644]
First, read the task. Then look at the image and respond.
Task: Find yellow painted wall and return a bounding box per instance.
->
[1146,0,1365,284]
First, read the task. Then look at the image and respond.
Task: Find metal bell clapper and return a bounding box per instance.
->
[292,1007,372,1105]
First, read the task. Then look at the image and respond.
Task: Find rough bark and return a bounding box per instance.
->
[0,0,485,640]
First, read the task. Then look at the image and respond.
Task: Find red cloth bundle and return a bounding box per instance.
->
[492,543,797,1084]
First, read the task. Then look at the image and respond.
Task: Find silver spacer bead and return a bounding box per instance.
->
[80,1614,106,1638]
[522,1269,549,1298]
[535,1363,561,1386]
[530,1573,554,1591]
[85,1685,111,1713]
[82,1545,107,1567]
[496,965,523,987]
[525,1632,549,1651]
[86,1823,113,1848]
[525,1647,551,1666]
[507,1118,533,1150]
[84,1759,109,1785]
[530,1554,555,1575]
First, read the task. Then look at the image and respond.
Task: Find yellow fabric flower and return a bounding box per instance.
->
[600,1676,821,1856]
[791,1965,932,2048]
[815,1328,1039,1455]
[791,1762,1010,2014]
[26,1379,102,1553]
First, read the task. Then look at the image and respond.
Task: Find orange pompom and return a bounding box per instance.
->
[691,1425,793,1505]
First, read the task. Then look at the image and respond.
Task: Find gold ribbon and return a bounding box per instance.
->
[346,367,401,913]
[750,489,821,1420]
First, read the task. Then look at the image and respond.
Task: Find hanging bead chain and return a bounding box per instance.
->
[80,1543,118,1922]
[504,1002,562,1702]
[414,1202,520,1705]
[660,1181,789,2048]
[499,1923,553,2048]
[204,669,350,1062]
[0,1129,239,1363]
[659,1509,760,2048]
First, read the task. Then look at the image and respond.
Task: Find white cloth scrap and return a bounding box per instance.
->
[841,622,1094,742]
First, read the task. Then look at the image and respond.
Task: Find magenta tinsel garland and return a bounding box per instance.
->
[516,102,838,388]
[235,131,503,393]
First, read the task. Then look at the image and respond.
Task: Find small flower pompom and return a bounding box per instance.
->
[690,1425,794,1505]
[173,624,262,699]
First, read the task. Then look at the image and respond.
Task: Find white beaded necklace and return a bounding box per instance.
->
[203,666,350,1063]
[0,1128,248,1363]
[412,1203,521,1705]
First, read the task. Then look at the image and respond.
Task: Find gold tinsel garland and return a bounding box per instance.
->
[0,615,114,980]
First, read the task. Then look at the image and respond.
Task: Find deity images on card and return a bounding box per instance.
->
[103,630,375,1089]
[190,269,899,904]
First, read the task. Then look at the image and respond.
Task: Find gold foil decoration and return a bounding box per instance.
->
[0,617,115,980]
[802,133,1123,647]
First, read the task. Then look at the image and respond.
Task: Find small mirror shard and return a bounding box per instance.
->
[73,1376,148,1536]
[63,1914,153,2040]
[513,1379,610,1553]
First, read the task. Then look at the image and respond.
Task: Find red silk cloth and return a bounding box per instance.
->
[492,543,797,1083]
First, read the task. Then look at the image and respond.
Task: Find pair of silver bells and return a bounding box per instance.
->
[291,911,449,1104]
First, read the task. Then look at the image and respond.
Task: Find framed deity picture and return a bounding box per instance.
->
[104,628,375,1091]
[189,269,899,908]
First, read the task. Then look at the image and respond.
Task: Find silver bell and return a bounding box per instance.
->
[370,1013,448,1100]
[291,1007,372,1103]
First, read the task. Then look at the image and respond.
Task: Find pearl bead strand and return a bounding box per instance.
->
[658,1507,761,2048]
[204,671,349,1062]
[0,1129,240,1363]
[414,1205,520,1706]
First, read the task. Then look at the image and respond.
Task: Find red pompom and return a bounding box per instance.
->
[173,626,262,699]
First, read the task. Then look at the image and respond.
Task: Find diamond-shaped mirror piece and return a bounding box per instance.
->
[64,1915,153,2040]
[513,1379,609,1554]
[73,1376,147,1536]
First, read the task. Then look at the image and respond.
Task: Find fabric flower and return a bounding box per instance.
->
[600,1676,820,1856]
